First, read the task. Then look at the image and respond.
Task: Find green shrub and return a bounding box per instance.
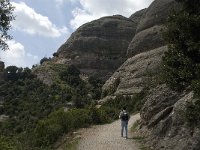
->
[70,109,91,128]
[89,106,110,124]
[0,135,15,150]
[160,0,200,127]
[185,99,200,126]
[102,89,148,115]
[33,107,110,147]
[161,0,200,92]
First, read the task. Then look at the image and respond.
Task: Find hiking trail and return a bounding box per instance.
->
[77,113,140,150]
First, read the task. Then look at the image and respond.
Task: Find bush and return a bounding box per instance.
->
[33,107,110,147]
[185,99,200,126]
[40,57,50,65]
[0,135,15,150]
[102,89,148,115]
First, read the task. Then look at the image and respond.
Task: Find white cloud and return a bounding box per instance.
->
[0,40,38,68]
[70,0,154,30]
[11,2,68,38]
[27,53,39,60]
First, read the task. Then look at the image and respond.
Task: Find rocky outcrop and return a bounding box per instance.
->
[102,0,180,95]
[101,0,198,149]
[127,0,179,57]
[140,87,200,150]
[127,25,166,56]
[102,46,167,96]
[53,15,141,80]
[129,8,147,25]
[136,0,180,33]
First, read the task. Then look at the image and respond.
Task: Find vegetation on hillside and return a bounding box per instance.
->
[0,64,106,149]
[161,0,200,125]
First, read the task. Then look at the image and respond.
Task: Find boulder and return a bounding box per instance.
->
[140,84,179,126]
[136,0,180,33]
[127,25,166,57]
[142,90,200,150]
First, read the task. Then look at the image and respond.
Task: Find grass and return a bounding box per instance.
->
[131,119,140,132]
[63,137,80,150]
[54,132,81,150]
[130,119,151,150]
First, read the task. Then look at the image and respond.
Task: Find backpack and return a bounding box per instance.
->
[121,112,129,121]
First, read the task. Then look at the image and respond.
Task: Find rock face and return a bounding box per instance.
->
[101,0,199,149]
[127,0,179,57]
[102,46,167,96]
[54,15,142,80]
[127,25,166,56]
[102,0,179,95]
[129,9,147,25]
[140,87,200,150]
[136,0,180,33]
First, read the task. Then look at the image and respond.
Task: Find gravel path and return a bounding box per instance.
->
[77,113,140,150]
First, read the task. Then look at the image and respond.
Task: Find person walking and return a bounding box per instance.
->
[119,106,130,139]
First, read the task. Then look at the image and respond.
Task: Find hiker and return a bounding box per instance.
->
[119,106,130,138]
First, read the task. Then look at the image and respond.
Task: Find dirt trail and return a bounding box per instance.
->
[77,113,140,150]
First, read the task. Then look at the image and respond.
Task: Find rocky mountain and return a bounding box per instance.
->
[33,0,199,149]
[34,13,146,84]
[102,0,180,96]
[101,0,199,149]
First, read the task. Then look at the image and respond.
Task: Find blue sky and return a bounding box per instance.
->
[0,0,153,68]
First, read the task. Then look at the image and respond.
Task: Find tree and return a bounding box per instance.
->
[40,57,50,64]
[0,0,15,51]
[162,0,200,91]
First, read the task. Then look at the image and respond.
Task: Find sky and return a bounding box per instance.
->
[0,0,154,68]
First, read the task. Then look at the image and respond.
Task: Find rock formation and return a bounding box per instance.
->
[102,46,167,96]
[102,0,179,95]
[33,0,200,148]
[140,86,200,150]
[101,0,200,149]
[127,0,180,57]
[52,15,144,80]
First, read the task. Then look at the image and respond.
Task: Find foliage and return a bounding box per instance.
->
[0,66,83,135]
[87,75,103,100]
[0,65,106,149]
[185,99,200,127]
[0,0,15,50]
[0,135,15,150]
[102,89,148,119]
[161,0,200,125]
[40,57,51,65]
[161,0,200,91]
[33,107,110,147]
